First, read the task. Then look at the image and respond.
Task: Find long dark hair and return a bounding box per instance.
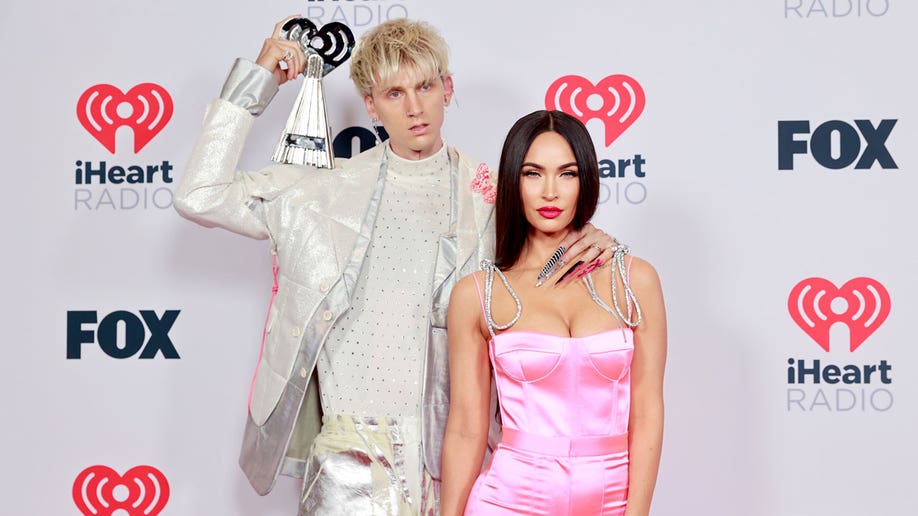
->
[494,110,600,269]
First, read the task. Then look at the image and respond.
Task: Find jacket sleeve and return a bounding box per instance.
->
[173,60,309,240]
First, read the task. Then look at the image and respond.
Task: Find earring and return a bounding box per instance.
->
[370,118,383,145]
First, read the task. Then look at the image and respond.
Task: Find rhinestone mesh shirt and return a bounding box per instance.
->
[317,143,450,417]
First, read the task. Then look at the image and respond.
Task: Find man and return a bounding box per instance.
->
[175,17,612,515]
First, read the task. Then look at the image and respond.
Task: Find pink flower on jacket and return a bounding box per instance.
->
[471,163,497,204]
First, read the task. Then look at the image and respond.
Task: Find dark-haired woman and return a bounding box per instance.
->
[440,110,666,516]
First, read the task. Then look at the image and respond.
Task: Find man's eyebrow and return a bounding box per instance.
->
[379,75,438,92]
[414,77,439,88]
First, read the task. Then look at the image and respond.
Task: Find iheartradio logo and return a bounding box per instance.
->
[72,465,170,516]
[788,277,891,353]
[77,84,173,154]
[545,74,645,147]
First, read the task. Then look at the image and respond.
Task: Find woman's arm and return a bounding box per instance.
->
[441,274,492,516]
[624,258,667,516]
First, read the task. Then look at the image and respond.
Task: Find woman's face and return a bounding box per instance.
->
[519,131,580,237]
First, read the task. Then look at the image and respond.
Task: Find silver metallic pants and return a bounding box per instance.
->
[298,414,439,515]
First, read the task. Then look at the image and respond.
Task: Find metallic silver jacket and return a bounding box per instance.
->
[174,97,495,495]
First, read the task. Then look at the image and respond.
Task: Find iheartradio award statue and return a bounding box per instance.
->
[271,18,355,168]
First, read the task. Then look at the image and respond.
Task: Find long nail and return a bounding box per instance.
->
[577,261,600,278]
[555,261,584,285]
[536,246,567,286]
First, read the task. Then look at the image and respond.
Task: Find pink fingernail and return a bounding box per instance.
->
[578,263,598,278]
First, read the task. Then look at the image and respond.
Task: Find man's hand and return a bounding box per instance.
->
[255,15,308,85]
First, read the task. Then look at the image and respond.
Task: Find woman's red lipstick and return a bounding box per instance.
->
[537,206,563,219]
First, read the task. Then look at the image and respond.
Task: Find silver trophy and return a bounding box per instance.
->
[272,19,355,168]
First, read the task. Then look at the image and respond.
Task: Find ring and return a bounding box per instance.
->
[590,244,602,252]
[283,49,293,61]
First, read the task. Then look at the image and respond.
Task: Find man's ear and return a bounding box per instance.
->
[364,94,378,120]
[442,75,454,106]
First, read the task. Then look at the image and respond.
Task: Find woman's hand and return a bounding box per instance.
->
[255,15,308,85]
[541,222,616,286]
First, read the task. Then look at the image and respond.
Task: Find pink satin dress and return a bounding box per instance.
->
[465,279,634,515]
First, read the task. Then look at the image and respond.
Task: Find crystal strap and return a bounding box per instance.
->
[480,260,522,338]
[583,243,642,330]
[481,242,641,339]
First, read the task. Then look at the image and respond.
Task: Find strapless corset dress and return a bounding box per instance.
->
[464,328,634,515]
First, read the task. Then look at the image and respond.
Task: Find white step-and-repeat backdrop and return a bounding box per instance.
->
[2,1,915,514]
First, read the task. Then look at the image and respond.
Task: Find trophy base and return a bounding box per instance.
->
[272,133,334,168]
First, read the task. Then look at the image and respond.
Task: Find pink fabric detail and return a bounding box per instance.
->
[248,253,279,412]
[501,427,628,457]
[470,163,497,204]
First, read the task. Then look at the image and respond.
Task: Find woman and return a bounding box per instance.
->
[441,110,667,516]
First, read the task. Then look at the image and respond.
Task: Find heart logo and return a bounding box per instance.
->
[77,83,173,154]
[545,74,645,147]
[280,18,355,71]
[788,277,891,352]
[72,465,170,516]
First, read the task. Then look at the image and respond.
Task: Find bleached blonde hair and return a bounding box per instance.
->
[349,18,451,97]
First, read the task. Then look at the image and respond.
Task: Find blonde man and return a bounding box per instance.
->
[176,16,613,515]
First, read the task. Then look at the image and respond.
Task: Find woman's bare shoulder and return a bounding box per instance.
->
[591,253,661,297]
[450,271,486,307]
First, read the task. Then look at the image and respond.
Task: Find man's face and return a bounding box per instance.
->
[364,67,453,160]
